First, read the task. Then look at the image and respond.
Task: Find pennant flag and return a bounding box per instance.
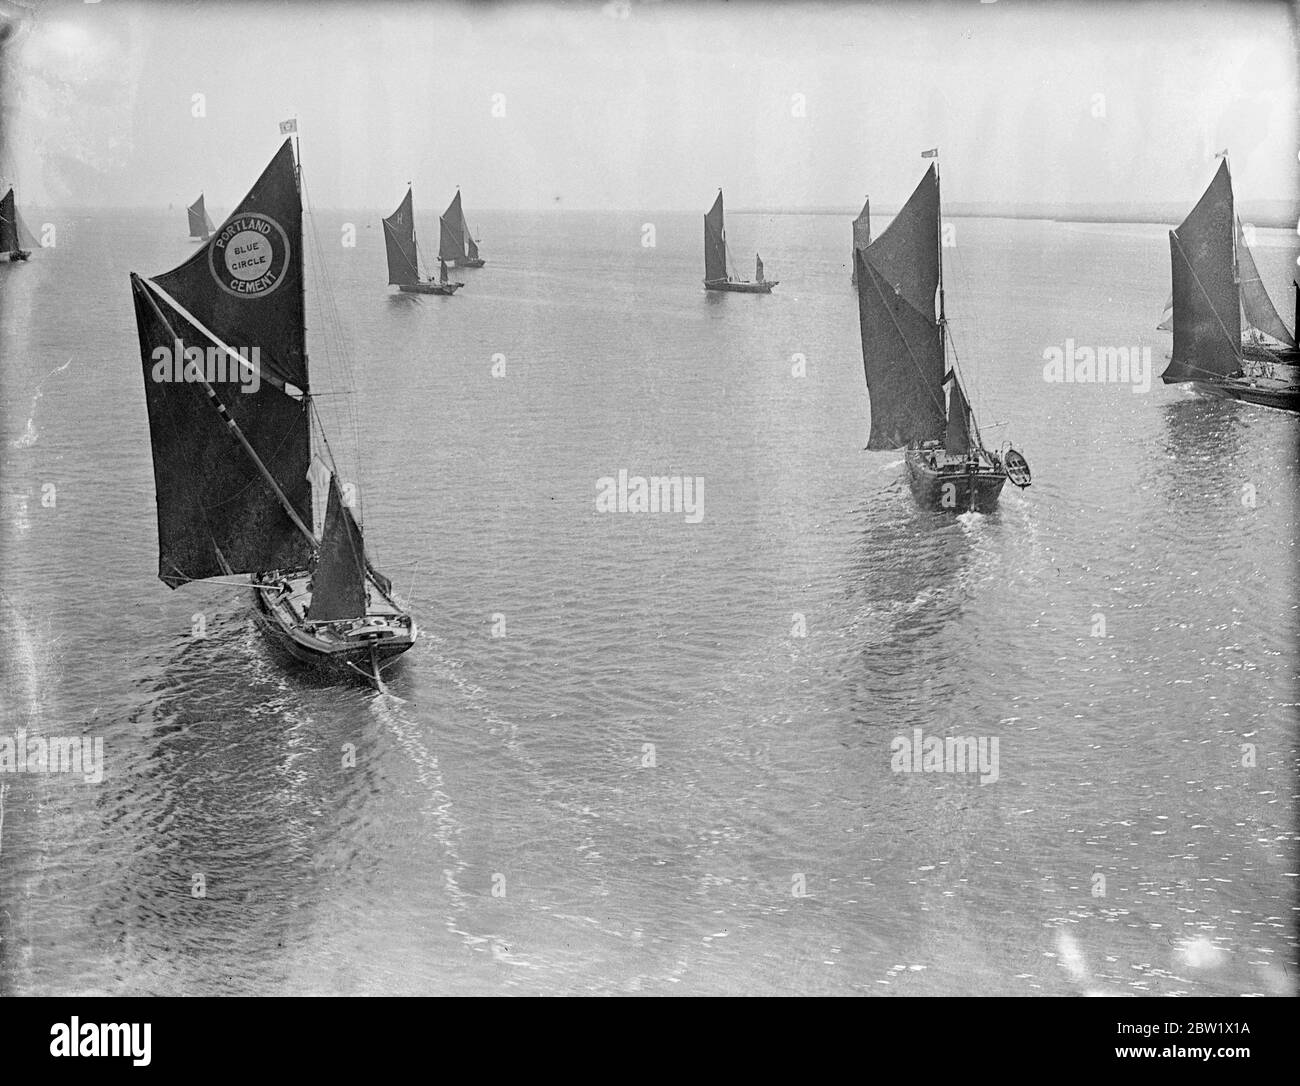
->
[279,118,298,134]
[1214,147,1228,158]
[921,147,939,158]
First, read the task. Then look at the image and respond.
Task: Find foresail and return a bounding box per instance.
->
[467,235,480,261]
[1236,218,1295,347]
[154,140,308,391]
[310,474,367,621]
[704,192,727,281]
[130,275,313,587]
[1164,159,1240,382]
[855,166,945,449]
[852,197,872,252]
[383,188,420,285]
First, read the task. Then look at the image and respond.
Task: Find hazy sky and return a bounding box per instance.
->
[1,0,1296,212]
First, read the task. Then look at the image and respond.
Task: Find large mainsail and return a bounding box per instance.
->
[1236,217,1295,347]
[383,188,420,286]
[1164,159,1241,383]
[704,191,728,282]
[855,165,946,449]
[130,139,314,587]
[310,473,367,620]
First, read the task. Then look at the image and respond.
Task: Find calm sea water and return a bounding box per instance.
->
[0,205,1296,995]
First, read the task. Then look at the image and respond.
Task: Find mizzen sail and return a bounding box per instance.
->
[309,474,368,621]
[383,188,420,286]
[855,165,946,449]
[1164,159,1240,383]
[704,191,728,282]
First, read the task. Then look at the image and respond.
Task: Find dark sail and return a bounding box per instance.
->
[130,276,313,587]
[153,140,308,391]
[756,254,764,282]
[855,165,945,449]
[851,197,871,283]
[442,191,467,259]
[0,188,18,253]
[438,215,461,264]
[704,191,727,282]
[1236,217,1295,346]
[945,378,971,455]
[467,235,480,261]
[1164,159,1240,383]
[310,474,367,621]
[383,188,420,286]
[188,194,210,240]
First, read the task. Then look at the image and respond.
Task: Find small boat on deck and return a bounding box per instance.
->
[383,185,463,295]
[1162,154,1299,414]
[440,189,485,268]
[855,152,1030,513]
[187,193,215,241]
[130,137,417,689]
[1,186,34,261]
[703,189,776,293]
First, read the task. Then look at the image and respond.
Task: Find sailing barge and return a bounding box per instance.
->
[384,186,463,294]
[1162,156,1299,413]
[1,187,33,261]
[703,190,776,293]
[440,189,485,268]
[855,157,1030,513]
[131,139,417,689]
[187,193,215,241]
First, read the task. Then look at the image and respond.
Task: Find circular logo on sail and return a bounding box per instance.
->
[209,213,291,298]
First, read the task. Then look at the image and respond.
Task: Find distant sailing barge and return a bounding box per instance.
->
[130,138,417,689]
[855,155,1030,513]
[1162,155,1299,413]
[440,189,485,268]
[384,186,463,295]
[1,186,34,261]
[187,193,215,241]
[704,190,776,293]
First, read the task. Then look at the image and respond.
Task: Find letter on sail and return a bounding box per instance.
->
[855,165,946,449]
[1164,159,1241,382]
